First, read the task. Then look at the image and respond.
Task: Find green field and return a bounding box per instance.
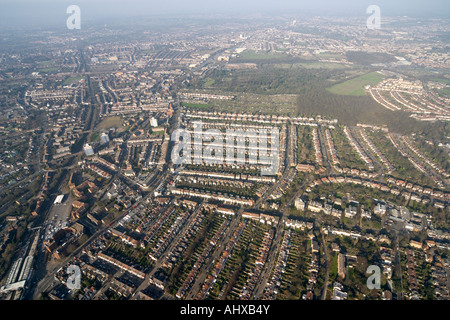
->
[327,71,385,96]
[203,78,215,87]
[204,93,298,115]
[438,88,450,96]
[269,61,347,70]
[432,78,450,85]
[237,50,285,61]
[296,62,348,69]
[38,67,59,73]
[63,76,85,85]
[97,116,126,132]
[181,102,212,109]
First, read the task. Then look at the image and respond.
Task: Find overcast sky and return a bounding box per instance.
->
[0,0,448,28]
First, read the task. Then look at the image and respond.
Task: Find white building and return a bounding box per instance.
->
[101,132,110,144]
[374,202,386,215]
[332,282,348,300]
[83,143,94,156]
[54,194,64,204]
[295,198,306,211]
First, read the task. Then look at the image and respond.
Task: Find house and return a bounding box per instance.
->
[374,202,386,215]
[332,282,347,300]
[345,205,358,218]
[242,212,260,221]
[294,197,306,211]
[308,201,323,213]
[331,243,340,252]
[338,253,346,279]
[216,207,235,216]
[311,240,319,253]
[410,240,423,250]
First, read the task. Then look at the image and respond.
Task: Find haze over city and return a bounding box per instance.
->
[1,0,449,28]
[0,0,448,312]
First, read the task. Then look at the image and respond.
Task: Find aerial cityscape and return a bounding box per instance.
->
[0,0,449,307]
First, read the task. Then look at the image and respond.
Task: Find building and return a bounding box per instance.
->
[150,117,158,127]
[374,202,386,215]
[54,194,64,205]
[216,207,235,216]
[100,132,110,144]
[295,198,306,211]
[311,240,319,253]
[97,252,146,279]
[83,143,94,156]
[308,201,323,213]
[345,205,358,219]
[332,282,348,300]
[410,240,423,250]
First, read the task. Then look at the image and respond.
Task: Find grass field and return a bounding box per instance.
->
[63,76,85,85]
[432,78,450,85]
[297,62,348,69]
[327,71,385,96]
[438,88,450,97]
[237,50,286,60]
[38,67,59,73]
[203,78,215,87]
[181,102,212,109]
[97,116,125,131]
[209,93,298,115]
[270,62,348,70]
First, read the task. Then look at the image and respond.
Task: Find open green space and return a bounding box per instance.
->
[237,50,286,61]
[180,102,212,109]
[97,116,126,132]
[63,76,85,85]
[296,62,348,69]
[186,63,449,138]
[431,78,450,85]
[203,78,215,87]
[38,67,59,73]
[438,88,450,96]
[327,72,385,96]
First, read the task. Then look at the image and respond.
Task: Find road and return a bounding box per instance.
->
[252,169,314,298]
[317,125,333,174]
[393,230,404,300]
[130,201,205,299]
[185,211,242,300]
[30,169,164,299]
[252,119,316,299]
[320,231,330,300]
[351,127,384,178]
[252,215,284,299]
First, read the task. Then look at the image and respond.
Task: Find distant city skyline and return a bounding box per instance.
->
[0,0,449,29]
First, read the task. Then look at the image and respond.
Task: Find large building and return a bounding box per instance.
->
[54,194,64,205]
[100,132,110,144]
[295,198,306,211]
[83,144,94,156]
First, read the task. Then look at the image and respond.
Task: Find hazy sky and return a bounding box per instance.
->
[0,0,449,28]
